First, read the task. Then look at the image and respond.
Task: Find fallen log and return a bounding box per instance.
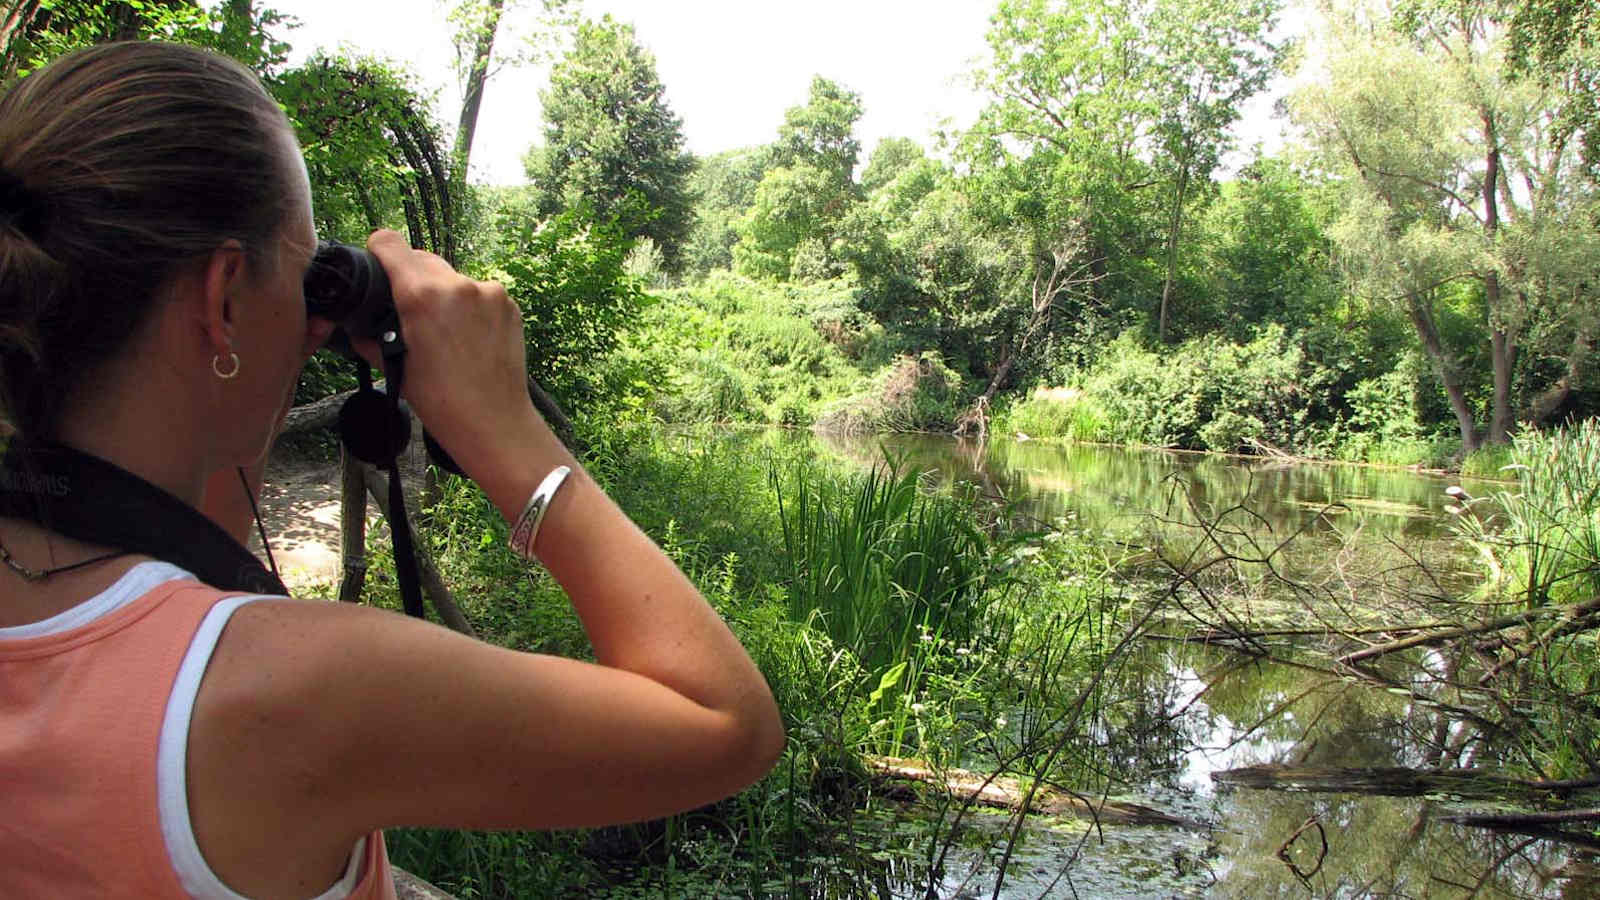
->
[1212,764,1600,803]
[282,388,354,435]
[394,867,456,899]
[1438,808,1600,828]
[866,756,1197,827]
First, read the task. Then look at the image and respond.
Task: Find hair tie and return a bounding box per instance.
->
[0,168,48,240]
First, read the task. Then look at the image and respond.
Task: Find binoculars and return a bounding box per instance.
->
[303,240,397,358]
[302,239,463,476]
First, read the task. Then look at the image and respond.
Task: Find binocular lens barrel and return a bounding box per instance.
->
[304,241,397,348]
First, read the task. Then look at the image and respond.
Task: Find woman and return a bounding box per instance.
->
[0,41,783,899]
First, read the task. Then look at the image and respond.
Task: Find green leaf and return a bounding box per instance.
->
[867,661,908,708]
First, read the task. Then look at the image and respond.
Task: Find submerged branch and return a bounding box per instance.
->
[1212,764,1600,802]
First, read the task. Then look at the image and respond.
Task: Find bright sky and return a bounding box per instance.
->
[266,0,1293,186]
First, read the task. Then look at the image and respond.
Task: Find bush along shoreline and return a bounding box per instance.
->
[627,273,1553,477]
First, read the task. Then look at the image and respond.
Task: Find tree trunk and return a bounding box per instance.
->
[0,0,45,81]
[1481,125,1515,446]
[868,756,1192,826]
[336,448,369,605]
[1157,160,1191,345]
[453,0,506,178]
[1488,322,1517,445]
[1407,292,1480,451]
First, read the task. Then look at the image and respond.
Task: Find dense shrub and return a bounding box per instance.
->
[1074,326,1331,453]
[641,272,869,425]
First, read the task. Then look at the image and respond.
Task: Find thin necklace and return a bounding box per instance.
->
[0,536,130,582]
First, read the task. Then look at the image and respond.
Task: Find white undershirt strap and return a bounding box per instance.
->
[0,560,193,639]
[154,588,368,900]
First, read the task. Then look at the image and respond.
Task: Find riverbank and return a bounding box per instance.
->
[256,422,1595,897]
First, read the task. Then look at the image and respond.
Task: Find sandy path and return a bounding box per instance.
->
[245,451,347,591]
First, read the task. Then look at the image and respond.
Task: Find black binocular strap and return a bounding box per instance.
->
[367,360,427,621]
[0,441,289,597]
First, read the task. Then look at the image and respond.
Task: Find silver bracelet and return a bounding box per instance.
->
[508,465,571,561]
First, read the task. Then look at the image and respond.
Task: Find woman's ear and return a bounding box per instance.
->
[197,239,248,353]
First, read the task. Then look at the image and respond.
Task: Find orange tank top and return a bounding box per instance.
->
[0,561,397,899]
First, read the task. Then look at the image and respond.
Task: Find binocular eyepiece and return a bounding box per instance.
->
[303,240,398,358]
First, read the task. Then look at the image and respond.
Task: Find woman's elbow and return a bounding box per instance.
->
[719,692,786,792]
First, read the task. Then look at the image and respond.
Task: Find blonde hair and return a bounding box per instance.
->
[0,41,294,437]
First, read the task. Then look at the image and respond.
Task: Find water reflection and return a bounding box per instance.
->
[705,430,1585,897]
[813,433,1499,543]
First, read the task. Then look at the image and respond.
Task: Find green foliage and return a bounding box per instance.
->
[733,163,848,280]
[771,75,864,192]
[1,0,279,82]
[992,388,1109,442]
[1460,420,1600,609]
[859,136,925,195]
[1073,327,1333,452]
[527,15,695,272]
[733,77,865,282]
[1191,157,1342,341]
[681,146,769,279]
[772,453,991,674]
[1292,0,1600,446]
[275,54,441,243]
[1460,442,1515,479]
[1507,0,1600,180]
[1449,420,1600,776]
[490,205,648,410]
[640,273,868,426]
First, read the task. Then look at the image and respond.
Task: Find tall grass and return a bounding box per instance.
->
[772,452,990,675]
[1461,420,1600,609]
[1446,421,1600,778]
[993,388,1109,442]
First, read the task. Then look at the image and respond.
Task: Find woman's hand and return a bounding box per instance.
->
[358,230,548,506]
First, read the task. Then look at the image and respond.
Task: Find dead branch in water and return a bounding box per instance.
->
[1212,764,1600,801]
[1339,592,1600,665]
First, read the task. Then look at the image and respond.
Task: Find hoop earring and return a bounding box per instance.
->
[212,352,241,380]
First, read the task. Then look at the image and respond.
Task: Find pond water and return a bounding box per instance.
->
[782,434,1593,899]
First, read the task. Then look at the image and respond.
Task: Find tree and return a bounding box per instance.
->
[1,0,287,83]
[1508,0,1599,180]
[972,0,1280,344]
[276,56,459,260]
[446,0,577,179]
[683,146,770,278]
[1144,0,1281,343]
[1292,0,1600,448]
[860,137,925,195]
[733,77,865,281]
[968,0,1162,337]
[490,204,649,407]
[773,75,864,193]
[1193,157,1341,342]
[526,15,695,272]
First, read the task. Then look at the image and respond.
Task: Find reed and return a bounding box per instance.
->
[772,452,990,676]
[1462,420,1600,608]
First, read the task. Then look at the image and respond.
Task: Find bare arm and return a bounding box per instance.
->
[186,232,784,892]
